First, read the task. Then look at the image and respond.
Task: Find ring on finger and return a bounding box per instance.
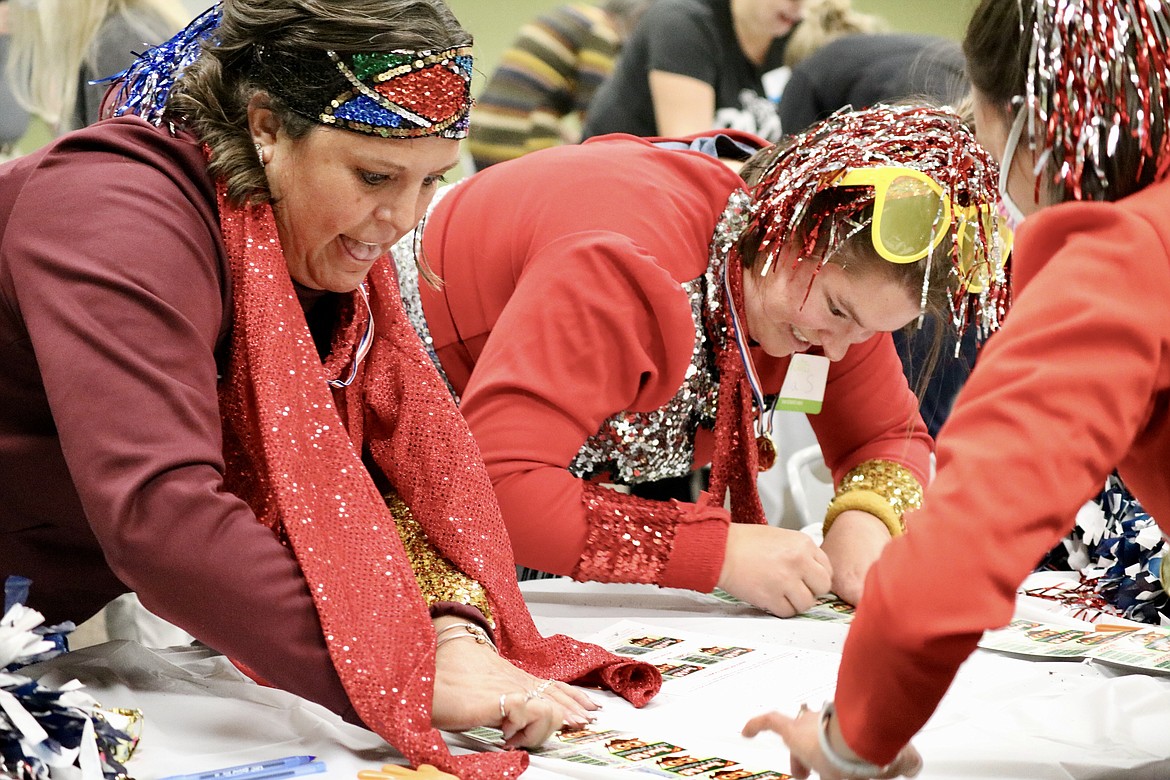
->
[499,693,508,720]
[535,679,555,697]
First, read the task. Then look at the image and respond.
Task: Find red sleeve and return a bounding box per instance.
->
[835,201,1170,764]
[456,231,731,591]
[3,124,355,719]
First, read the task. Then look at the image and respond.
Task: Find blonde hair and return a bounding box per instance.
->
[784,0,888,67]
[7,0,188,129]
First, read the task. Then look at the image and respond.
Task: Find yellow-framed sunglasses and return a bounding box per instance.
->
[830,166,1012,292]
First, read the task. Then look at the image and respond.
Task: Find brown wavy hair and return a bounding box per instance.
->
[166,0,471,205]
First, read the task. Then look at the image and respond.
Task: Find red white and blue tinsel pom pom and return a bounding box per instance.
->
[1039,475,1169,626]
[102,3,222,127]
[2,577,137,780]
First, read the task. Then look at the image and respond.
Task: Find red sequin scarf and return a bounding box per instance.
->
[215,183,660,778]
[702,246,770,525]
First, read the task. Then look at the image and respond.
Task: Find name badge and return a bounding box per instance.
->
[776,353,830,414]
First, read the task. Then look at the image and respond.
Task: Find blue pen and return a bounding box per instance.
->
[159,755,318,780]
[248,762,327,780]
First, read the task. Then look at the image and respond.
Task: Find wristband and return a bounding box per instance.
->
[818,701,888,777]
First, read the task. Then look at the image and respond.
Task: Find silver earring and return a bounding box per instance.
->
[255,143,265,167]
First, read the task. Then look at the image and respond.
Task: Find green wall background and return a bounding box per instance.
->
[448,0,981,100]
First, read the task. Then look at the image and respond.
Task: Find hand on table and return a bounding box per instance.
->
[742,704,922,779]
[430,616,599,748]
[718,523,832,617]
[819,509,894,605]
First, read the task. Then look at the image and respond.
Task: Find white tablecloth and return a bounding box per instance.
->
[20,577,1170,779]
[521,578,1170,780]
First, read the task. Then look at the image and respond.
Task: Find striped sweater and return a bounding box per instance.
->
[468,3,622,170]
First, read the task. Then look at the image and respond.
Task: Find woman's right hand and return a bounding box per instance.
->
[430,617,599,748]
[743,704,922,779]
[718,524,833,616]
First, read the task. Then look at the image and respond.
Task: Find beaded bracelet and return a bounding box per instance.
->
[818,701,888,777]
[435,621,498,654]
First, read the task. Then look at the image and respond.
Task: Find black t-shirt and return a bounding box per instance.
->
[778,33,967,134]
[582,0,787,141]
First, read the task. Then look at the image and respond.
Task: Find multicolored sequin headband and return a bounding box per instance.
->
[257,46,473,139]
[1019,0,1170,201]
[742,104,1009,339]
[109,3,473,140]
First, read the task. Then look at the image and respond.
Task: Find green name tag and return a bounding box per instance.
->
[777,353,830,415]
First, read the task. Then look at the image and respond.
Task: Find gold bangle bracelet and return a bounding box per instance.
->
[823,490,905,538]
[822,459,923,539]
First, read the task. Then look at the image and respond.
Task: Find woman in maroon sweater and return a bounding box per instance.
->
[0,1,658,775]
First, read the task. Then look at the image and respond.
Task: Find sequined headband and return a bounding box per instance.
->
[109,3,474,140]
[259,46,474,139]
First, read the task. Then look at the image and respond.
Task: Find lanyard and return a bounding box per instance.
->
[721,260,775,444]
[327,283,374,389]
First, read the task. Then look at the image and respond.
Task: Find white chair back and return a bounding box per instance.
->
[785,444,835,530]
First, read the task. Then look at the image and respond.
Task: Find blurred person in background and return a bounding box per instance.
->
[767,0,888,110]
[467,0,650,171]
[0,1,29,159]
[6,0,188,132]
[583,0,805,142]
[779,32,965,135]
